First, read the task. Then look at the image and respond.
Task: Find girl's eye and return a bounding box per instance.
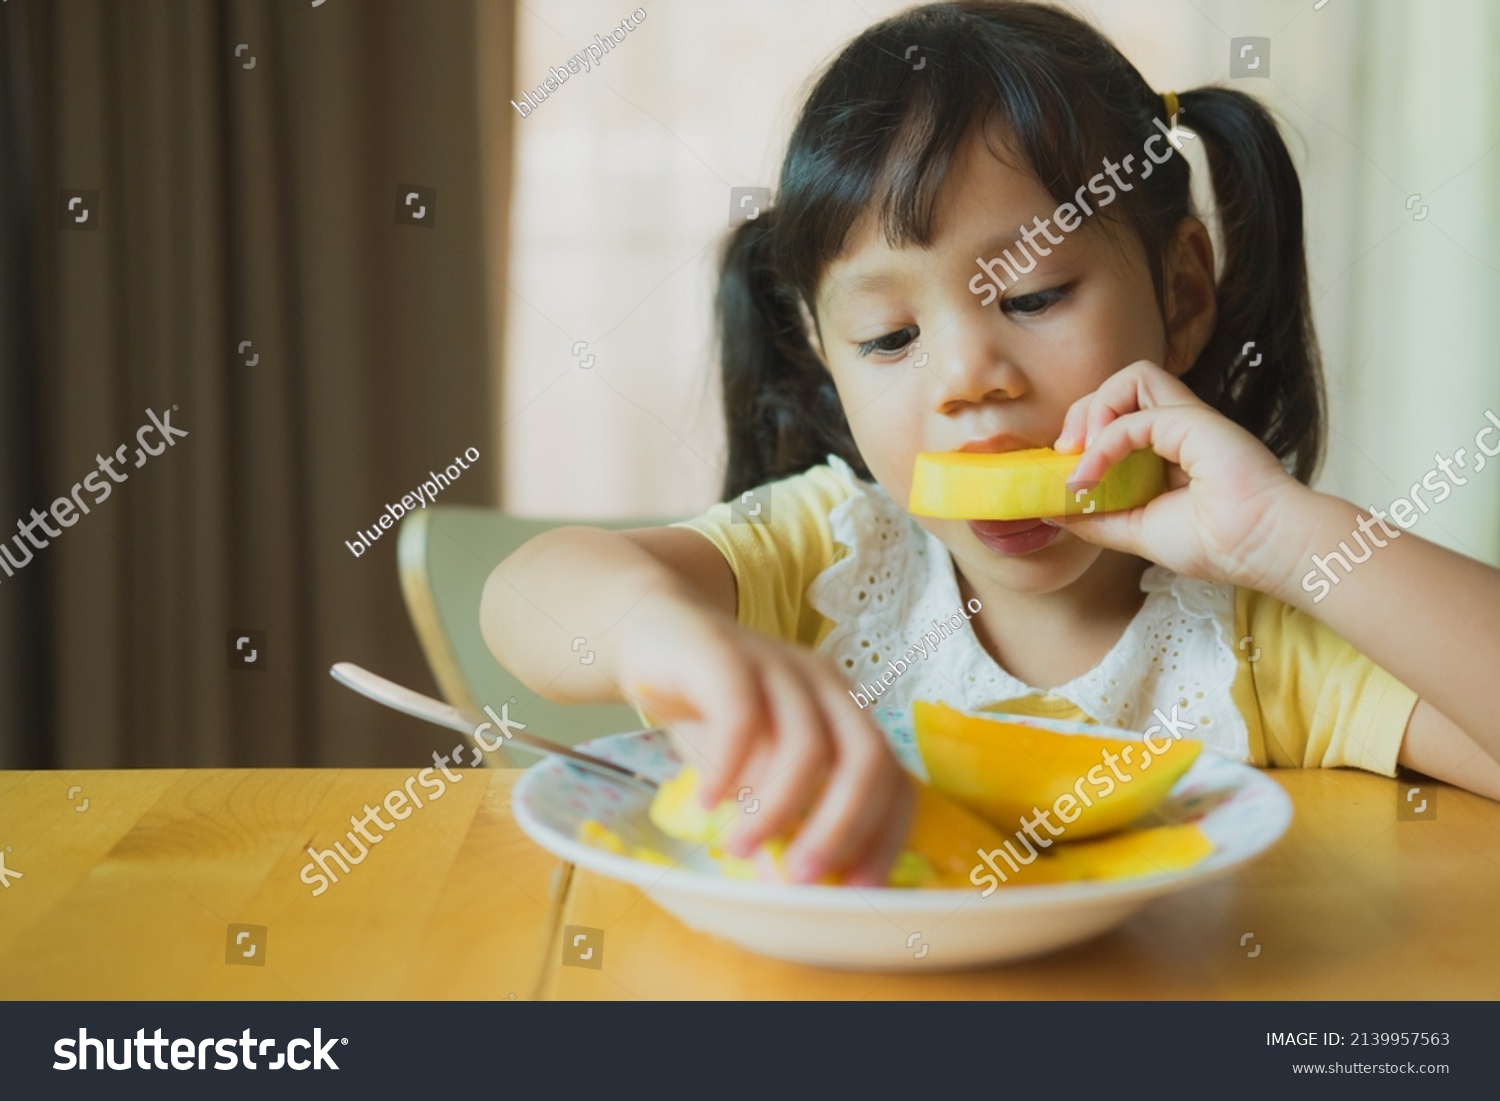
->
[855,326,919,359]
[1002,284,1072,316]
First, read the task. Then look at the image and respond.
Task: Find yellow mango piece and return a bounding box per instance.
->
[886,850,941,888]
[713,837,845,885]
[576,819,675,866]
[901,781,1019,887]
[578,818,629,855]
[913,701,1201,841]
[908,446,1166,521]
[1046,822,1214,879]
[972,822,1213,888]
[705,843,761,881]
[647,766,736,842]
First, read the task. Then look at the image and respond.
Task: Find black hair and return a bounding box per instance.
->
[716,0,1323,502]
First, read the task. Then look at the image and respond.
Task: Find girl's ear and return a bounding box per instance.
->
[1162,216,1217,378]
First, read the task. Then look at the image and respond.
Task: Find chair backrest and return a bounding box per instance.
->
[397,505,676,761]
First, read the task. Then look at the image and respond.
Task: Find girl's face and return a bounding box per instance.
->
[812,132,1206,593]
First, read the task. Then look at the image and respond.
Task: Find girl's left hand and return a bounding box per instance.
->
[1051,360,1310,593]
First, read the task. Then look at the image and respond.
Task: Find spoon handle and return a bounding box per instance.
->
[329,662,660,793]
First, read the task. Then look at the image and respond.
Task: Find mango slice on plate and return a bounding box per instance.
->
[973,821,1214,887]
[913,700,1201,840]
[1046,822,1213,879]
[898,778,1019,887]
[908,446,1166,521]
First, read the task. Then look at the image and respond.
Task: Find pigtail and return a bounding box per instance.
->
[715,208,869,502]
[1176,87,1325,484]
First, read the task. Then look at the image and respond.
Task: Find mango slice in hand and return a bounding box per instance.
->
[908,447,1166,521]
[913,701,1201,840]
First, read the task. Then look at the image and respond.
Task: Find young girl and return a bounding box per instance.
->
[482,1,1500,886]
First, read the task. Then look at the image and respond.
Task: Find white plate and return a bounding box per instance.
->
[510,707,1293,971]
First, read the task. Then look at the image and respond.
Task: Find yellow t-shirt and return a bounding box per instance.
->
[671,461,1418,776]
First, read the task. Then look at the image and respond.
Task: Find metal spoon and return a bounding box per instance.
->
[329,662,660,794]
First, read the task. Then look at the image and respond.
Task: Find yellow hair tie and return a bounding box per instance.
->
[1161,90,1180,128]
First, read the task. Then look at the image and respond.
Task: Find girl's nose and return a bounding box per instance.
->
[930,315,1027,412]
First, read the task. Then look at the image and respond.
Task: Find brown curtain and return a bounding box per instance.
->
[0,0,511,768]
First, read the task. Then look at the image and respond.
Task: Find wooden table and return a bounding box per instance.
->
[1,768,1497,999]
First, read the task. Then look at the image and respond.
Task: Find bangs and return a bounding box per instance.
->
[773,2,1177,307]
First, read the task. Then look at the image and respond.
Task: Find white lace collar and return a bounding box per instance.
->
[807,455,1249,761]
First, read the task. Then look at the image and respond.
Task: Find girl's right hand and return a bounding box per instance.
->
[616,596,913,886]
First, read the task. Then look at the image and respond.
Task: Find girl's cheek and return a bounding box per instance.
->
[864,417,922,498]
[830,363,924,486]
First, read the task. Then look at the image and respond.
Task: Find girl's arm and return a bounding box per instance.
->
[479,525,914,883]
[479,525,736,705]
[1268,494,1500,799]
[1057,361,1500,800]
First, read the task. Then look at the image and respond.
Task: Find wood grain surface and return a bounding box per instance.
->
[1,768,1496,999]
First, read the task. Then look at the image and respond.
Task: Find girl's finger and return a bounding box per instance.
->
[1065,403,1202,487]
[1056,360,1201,452]
[1047,496,1154,556]
[720,736,777,843]
[632,653,768,807]
[785,755,896,883]
[1077,362,1170,449]
[1078,361,1155,451]
[783,678,902,881]
[840,769,916,887]
[1054,391,1098,454]
[1109,359,1202,411]
[724,661,833,856]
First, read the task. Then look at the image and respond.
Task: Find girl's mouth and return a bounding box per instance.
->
[967,518,1062,556]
